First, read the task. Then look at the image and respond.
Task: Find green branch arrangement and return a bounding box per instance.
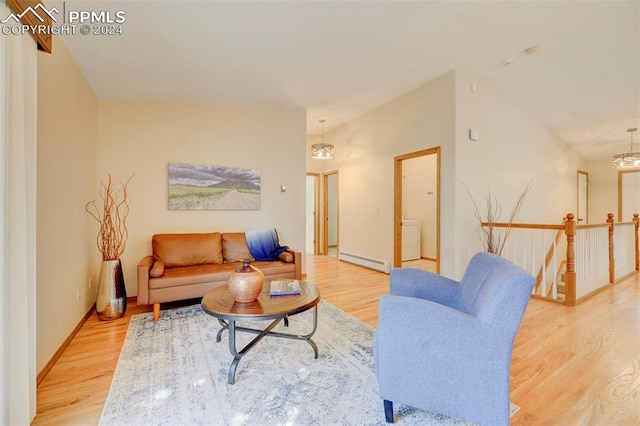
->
[461,180,533,256]
[86,174,134,261]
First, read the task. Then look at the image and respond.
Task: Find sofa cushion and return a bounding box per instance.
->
[148,260,296,290]
[149,263,238,289]
[152,233,223,267]
[222,232,252,262]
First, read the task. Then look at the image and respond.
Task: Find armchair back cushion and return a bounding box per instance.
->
[152,233,223,267]
[459,254,534,333]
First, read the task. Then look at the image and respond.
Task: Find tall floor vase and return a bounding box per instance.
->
[96,259,127,321]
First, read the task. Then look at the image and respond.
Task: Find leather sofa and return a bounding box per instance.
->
[137,232,302,320]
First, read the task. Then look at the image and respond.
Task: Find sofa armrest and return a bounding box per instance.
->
[137,256,154,305]
[286,249,302,279]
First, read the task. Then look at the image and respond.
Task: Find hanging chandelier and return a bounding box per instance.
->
[311,119,334,160]
[612,128,640,169]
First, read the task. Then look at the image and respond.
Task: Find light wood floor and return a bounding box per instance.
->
[33,255,640,425]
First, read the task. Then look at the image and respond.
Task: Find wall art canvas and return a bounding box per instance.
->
[168,162,261,210]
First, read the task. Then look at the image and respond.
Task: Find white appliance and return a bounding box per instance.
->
[402,220,421,261]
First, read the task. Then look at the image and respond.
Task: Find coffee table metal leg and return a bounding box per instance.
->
[216,318,228,343]
[217,305,320,384]
[227,320,240,385]
[308,305,318,358]
[226,318,283,384]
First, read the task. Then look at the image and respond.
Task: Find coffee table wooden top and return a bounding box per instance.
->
[201,280,320,322]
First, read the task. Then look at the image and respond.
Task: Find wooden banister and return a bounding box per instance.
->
[564,213,576,306]
[481,212,638,306]
[634,213,639,272]
[534,228,565,294]
[607,213,615,283]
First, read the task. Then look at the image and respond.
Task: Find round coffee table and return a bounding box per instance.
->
[201,279,320,384]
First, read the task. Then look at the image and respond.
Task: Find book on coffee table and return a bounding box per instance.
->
[270,280,301,296]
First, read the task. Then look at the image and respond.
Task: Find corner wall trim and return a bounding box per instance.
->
[36,304,96,386]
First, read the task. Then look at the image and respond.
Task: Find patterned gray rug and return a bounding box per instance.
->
[100,301,517,425]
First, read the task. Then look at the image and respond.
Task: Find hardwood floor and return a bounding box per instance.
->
[33,255,640,425]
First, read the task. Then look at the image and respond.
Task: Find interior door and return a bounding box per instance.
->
[323,171,339,257]
[577,170,588,224]
[305,174,319,254]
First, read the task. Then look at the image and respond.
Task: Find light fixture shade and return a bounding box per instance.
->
[312,119,334,159]
[312,143,334,159]
[612,152,640,169]
[612,127,640,169]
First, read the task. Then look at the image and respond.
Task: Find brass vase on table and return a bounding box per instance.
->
[228,260,264,303]
[96,259,127,321]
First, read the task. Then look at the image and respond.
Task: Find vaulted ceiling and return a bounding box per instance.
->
[56,0,639,161]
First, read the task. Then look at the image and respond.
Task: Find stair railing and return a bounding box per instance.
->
[481,212,638,306]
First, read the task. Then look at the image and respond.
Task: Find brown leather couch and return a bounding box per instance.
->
[137,232,302,320]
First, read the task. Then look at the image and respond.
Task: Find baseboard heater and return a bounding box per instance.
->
[338,252,391,274]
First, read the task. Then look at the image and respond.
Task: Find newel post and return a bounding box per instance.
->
[634,213,639,271]
[564,213,576,306]
[607,213,615,283]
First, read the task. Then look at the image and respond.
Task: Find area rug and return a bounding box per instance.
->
[100,301,518,425]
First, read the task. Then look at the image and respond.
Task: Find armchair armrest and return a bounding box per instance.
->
[390,268,462,308]
[136,256,153,305]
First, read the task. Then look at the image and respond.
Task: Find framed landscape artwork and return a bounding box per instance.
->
[168,162,261,210]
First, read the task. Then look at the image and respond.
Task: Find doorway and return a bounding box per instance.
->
[305,173,320,254]
[577,170,588,224]
[323,171,339,257]
[393,147,440,272]
[618,170,640,222]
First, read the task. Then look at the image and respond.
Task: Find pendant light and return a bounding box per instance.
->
[612,128,640,169]
[311,119,334,160]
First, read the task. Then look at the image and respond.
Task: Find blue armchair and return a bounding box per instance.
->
[374,253,535,425]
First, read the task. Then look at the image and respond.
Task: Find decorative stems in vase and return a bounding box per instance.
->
[86,174,134,261]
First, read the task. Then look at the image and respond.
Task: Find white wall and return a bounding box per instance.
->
[320,72,457,275]
[589,158,624,223]
[96,101,307,296]
[317,69,590,279]
[37,38,98,373]
[620,171,640,221]
[453,70,588,274]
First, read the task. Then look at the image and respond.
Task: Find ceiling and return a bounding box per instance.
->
[55,0,640,161]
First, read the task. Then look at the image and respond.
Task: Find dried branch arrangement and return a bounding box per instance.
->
[86,174,134,261]
[461,180,533,256]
